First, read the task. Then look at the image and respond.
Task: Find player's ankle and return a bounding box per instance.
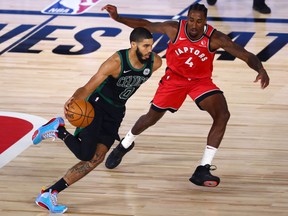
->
[121,130,137,148]
[57,126,69,140]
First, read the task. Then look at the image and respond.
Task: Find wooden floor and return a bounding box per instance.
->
[0,0,288,215]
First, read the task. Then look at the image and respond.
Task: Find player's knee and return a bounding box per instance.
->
[220,110,230,123]
[212,109,230,125]
[96,153,106,163]
[89,152,106,167]
[77,152,95,161]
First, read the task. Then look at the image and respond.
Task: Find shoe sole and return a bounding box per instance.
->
[35,200,49,210]
[189,177,219,187]
[35,201,68,214]
[203,180,219,187]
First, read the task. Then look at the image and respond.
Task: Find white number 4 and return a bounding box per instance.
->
[185,57,194,67]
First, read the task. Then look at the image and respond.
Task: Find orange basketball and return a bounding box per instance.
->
[65,99,94,128]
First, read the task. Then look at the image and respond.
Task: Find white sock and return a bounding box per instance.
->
[121,130,138,149]
[200,145,218,166]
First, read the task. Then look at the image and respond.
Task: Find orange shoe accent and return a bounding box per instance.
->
[203,180,218,187]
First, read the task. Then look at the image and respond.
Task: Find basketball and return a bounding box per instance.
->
[65,99,94,128]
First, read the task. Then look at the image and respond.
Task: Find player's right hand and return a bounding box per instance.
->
[101,4,119,21]
[64,97,74,115]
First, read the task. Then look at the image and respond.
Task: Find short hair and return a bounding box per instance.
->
[130,27,153,43]
[188,3,208,18]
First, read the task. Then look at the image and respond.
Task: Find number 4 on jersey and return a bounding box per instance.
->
[185,57,194,67]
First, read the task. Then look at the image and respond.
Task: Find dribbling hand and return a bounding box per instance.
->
[64,97,75,116]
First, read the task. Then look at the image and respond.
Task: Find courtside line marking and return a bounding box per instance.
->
[0,112,47,168]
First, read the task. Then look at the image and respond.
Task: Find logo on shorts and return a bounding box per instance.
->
[42,0,101,15]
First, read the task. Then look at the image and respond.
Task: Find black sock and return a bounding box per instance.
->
[44,178,69,193]
[57,126,71,141]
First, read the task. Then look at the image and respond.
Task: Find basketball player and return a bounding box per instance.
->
[31,27,162,213]
[102,3,270,187]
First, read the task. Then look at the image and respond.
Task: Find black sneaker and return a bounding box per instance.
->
[253,3,271,14]
[105,139,135,169]
[189,164,220,187]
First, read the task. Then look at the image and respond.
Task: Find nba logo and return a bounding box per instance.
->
[42,0,101,15]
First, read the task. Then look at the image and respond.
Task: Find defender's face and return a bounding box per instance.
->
[186,10,207,40]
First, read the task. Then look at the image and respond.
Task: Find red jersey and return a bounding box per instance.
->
[166,20,216,79]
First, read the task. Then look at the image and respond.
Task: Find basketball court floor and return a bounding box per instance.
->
[0,0,287,215]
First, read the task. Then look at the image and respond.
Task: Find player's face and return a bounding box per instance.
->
[135,38,153,64]
[186,10,207,40]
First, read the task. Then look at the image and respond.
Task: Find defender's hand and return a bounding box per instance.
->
[101,4,119,21]
[254,70,270,89]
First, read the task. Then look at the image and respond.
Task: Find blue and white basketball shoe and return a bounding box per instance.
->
[32,117,65,144]
[35,188,68,213]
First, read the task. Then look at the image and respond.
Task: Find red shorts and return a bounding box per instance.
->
[152,69,222,112]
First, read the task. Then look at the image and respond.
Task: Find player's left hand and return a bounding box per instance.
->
[254,70,270,89]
